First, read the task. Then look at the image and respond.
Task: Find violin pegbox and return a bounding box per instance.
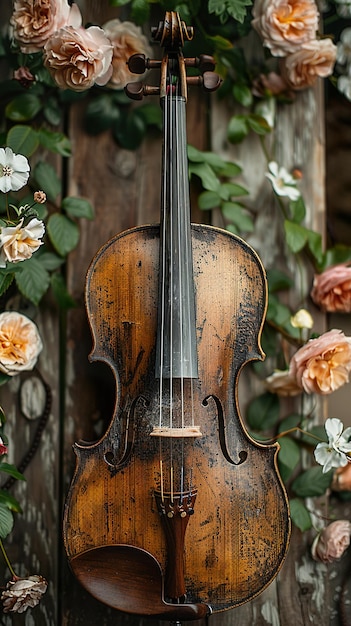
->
[124,10,222,101]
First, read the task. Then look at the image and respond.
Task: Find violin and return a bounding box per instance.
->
[63,12,290,621]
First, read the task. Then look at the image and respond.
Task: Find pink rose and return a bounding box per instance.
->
[252,0,319,57]
[265,369,302,396]
[311,263,351,313]
[102,19,153,90]
[11,0,81,53]
[311,520,351,563]
[289,329,351,394]
[281,38,337,90]
[43,24,113,91]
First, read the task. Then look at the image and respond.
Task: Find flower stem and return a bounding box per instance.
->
[264,426,323,444]
[0,538,17,579]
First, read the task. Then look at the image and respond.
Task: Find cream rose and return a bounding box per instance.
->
[43,25,113,91]
[0,218,45,267]
[289,329,351,394]
[311,520,351,563]
[252,0,319,56]
[265,369,302,396]
[11,0,81,53]
[311,263,351,313]
[102,19,153,90]
[0,312,42,376]
[281,38,337,90]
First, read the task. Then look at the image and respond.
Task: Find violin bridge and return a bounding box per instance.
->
[150,426,202,438]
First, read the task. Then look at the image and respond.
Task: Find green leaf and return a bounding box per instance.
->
[50,273,76,309]
[289,196,306,224]
[5,94,42,122]
[0,271,14,298]
[290,498,312,532]
[227,115,248,144]
[246,114,271,136]
[284,220,308,254]
[219,182,249,199]
[61,196,94,220]
[267,268,293,293]
[37,251,64,271]
[85,94,121,135]
[233,83,253,108]
[278,413,301,434]
[6,125,39,157]
[306,229,323,266]
[323,244,351,270]
[0,490,22,513]
[114,109,146,149]
[208,0,252,23]
[0,463,25,481]
[47,214,79,256]
[198,191,221,210]
[32,161,61,202]
[136,103,162,130]
[0,503,13,539]
[43,96,62,126]
[246,392,280,431]
[221,202,254,231]
[188,162,220,193]
[38,128,71,156]
[131,0,150,24]
[292,466,333,498]
[15,257,50,305]
[278,436,301,482]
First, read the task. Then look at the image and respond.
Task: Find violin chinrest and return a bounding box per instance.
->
[70,544,209,620]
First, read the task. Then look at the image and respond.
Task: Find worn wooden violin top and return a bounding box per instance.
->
[63,11,290,621]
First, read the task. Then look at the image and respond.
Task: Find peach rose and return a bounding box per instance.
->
[252,0,319,57]
[0,312,42,376]
[332,462,351,491]
[311,263,351,313]
[265,369,302,396]
[0,218,45,267]
[11,0,81,53]
[289,329,351,394]
[281,38,337,90]
[102,19,153,90]
[43,24,113,91]
[311,520,351,563]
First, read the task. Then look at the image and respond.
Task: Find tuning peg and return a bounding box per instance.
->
[184,55,216,73]
[127,54,162,75]
[186,72,222,92]
[125,81,160,100]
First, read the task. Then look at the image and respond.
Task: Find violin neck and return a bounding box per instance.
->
[156,95,198,380]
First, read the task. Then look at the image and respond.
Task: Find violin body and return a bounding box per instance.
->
[63,223,290,618]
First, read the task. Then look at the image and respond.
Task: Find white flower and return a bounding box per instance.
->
[265,161,301,200]
[337,28,351,66]
[0,218,45,267]
[314,418,351,473]
[0,148,30,193]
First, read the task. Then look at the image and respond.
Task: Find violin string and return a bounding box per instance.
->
[169,68,174,487]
